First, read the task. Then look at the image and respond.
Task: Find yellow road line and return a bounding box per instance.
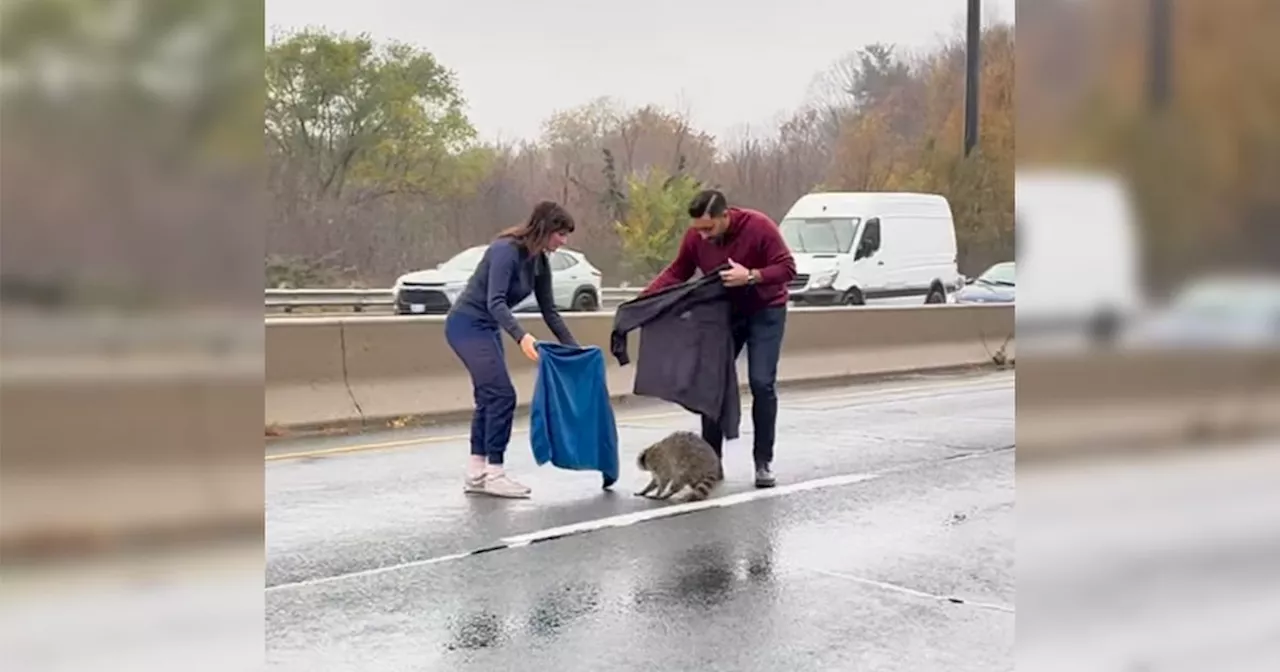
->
[265,374,1012,463]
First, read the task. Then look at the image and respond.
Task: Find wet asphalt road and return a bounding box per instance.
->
[1017,442,1280,671]
[266,370,1015,671]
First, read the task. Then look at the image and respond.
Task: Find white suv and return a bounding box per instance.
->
[393,246,604,315]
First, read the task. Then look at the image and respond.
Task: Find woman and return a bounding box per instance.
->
[445,200,580,499]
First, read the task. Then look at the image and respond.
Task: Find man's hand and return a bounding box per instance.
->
[720,258,752,287]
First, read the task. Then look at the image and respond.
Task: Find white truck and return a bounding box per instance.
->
[1015,168,1145,344]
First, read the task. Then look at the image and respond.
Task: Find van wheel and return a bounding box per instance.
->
[925,286,946,304]
[842,288,865,306]
[571,289,599,312]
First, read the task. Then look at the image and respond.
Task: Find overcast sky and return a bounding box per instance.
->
[265,0,1015,143]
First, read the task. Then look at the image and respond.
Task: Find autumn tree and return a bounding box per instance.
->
[915,24,1016,274]
[537,98,716,277]
[260,22,1023,286]
[824,25,1016,274]
[1020,0,1280,286]
[613,167,703,281]
[713,108,834,220]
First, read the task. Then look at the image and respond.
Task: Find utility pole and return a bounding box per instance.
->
[1148,0,1172,112]
[964,0,981,157]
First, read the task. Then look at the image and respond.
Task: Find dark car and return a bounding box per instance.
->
[954,262,1015,304]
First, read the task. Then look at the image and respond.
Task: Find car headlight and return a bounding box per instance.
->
[810,271,837,289]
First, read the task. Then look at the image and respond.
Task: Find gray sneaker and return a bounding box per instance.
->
[754,466,776,489]
[481,472,532,499]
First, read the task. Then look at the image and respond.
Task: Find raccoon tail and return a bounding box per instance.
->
[687,476,718,502]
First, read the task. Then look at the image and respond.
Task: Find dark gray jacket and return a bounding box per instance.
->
[609,266,740,440]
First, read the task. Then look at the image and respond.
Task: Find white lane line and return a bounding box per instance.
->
[804,568,1016,614]
[499,472,882,547]
[266,447,1013,594]
[266,473,882,593]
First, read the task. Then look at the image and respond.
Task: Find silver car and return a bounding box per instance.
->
[1123,274,1280,348]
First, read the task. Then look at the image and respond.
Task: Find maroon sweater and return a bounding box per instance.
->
[645,207,796,314]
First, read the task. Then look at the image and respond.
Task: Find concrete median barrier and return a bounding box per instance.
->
[1,314,263,560]
[265,319,361,430]
[265,304,1015,433]
[1017,346,1280,459]
[338,316,470,424]
[774,304,1014,380]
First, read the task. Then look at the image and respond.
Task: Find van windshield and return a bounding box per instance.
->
[780,218,860,254]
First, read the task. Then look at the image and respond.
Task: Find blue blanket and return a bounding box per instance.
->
[529,342,620,489]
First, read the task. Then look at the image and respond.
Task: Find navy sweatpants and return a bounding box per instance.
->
[445,310,516,465]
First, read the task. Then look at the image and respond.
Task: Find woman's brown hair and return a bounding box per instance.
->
[497,200,576,254]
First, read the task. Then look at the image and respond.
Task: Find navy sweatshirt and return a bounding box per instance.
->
[450,238,578,346]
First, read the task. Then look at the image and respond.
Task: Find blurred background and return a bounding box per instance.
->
[1,1,265,670]
[1016,0,1280,669]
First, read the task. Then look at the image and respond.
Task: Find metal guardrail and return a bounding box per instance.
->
[264,287,643,313]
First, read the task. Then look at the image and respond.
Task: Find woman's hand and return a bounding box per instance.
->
[520,333,539,362]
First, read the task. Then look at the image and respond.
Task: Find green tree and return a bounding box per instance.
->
[265,28,484,202]
[1,0,264,157]
[613,168,702,279]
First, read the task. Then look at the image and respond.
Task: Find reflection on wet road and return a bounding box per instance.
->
[266,371,1015,671]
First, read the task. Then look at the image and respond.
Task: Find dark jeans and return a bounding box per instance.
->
[445,311,516,465]
[701,305,787,467]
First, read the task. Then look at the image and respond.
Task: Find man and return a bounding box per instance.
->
[643,189,796,488]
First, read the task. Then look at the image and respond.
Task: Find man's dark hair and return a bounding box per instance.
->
[688,189,729,219]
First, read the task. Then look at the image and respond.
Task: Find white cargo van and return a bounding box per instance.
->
[1015,168,1145,343]
[779,192,962,306]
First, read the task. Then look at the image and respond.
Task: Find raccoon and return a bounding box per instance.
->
[634,431,723,501]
